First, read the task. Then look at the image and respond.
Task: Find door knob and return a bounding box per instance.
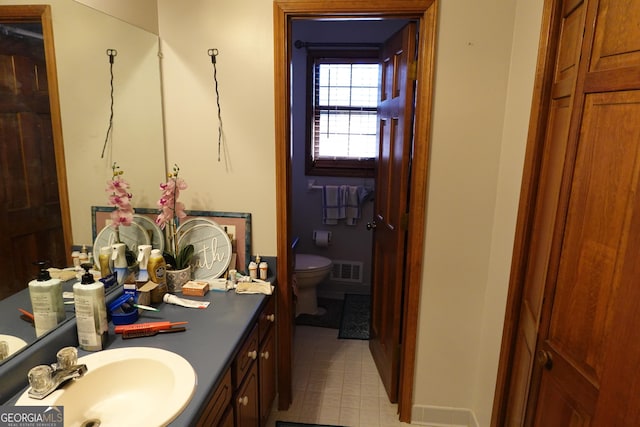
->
[537,349,553,370]
[366,221,377,230]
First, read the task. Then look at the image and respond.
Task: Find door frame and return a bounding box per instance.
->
[273,0,438,421]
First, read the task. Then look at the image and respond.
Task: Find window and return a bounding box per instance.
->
[305,50,380,177]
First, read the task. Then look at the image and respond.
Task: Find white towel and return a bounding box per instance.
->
[323,185,344,225]
[344,185,362,226]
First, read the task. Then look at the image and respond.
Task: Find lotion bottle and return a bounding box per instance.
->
[28,262,65,337]
[147,249,168,297]
[74,263,108,351]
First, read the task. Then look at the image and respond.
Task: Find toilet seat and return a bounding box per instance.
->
[295,254,332,271]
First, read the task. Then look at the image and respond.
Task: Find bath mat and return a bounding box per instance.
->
[338,293,371,340]
[276,422,345,427]
[295,297,343,329]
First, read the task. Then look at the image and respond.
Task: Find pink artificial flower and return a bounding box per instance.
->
[156,164,188,256]
[106,163,134,230]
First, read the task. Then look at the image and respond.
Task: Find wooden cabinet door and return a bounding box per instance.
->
[497,0,640,425]
[259,326,276,427]
[235,362,259,427]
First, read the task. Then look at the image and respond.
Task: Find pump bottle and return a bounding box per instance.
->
[73,263,108,351]
[98,246,112,277]
[111,243,128,285]
[137,245,152,282]
[28,261,65,337]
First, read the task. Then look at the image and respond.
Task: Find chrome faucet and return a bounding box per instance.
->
[27,347,88,400]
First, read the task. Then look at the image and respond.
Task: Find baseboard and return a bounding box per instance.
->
[411,404,479,427]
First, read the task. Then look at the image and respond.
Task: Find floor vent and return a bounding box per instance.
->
[330,260,363,283]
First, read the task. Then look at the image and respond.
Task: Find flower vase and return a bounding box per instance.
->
[166,265,191,293]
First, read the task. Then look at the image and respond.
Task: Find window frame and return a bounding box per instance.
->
[305,49,380,177]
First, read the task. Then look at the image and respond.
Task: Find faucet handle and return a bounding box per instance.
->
[56,347,78,369]
[28,365,53,394]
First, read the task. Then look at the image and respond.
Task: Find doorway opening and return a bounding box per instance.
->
[274,1,438,422]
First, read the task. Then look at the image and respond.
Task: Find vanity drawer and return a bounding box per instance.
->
[196,369,232,427]
[233,324,259,387]
[258,296,276,342]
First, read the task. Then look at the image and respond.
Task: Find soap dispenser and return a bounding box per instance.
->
[111,243,128,285]
[28,261,65,337]
[73,263,108,351]
[137,245,152,282]
[98,245,112,277]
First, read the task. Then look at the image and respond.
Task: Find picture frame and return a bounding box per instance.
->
[91,206,252,273]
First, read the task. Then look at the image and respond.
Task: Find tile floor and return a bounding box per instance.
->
[265,325,418,427]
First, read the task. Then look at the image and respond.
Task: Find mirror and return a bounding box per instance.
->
[0,0,166,363]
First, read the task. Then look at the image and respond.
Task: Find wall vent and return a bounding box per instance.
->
[330,260,363,283]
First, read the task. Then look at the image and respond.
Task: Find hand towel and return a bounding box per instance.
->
[345,185,362,226]
[235,281,273,295]
[323,185,344,225]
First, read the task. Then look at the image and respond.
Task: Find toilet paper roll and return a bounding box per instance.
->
[314,230,331,247]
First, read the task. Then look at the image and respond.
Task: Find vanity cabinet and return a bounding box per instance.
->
[196,296,276,427]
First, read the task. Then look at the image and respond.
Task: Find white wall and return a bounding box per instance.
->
[157,0,544,424]
[157,0,277,257]
[471,0,543,424]
[73,0,159,34]
[0,0,165,248]
[414,0,542,426]
[415,0,517,415]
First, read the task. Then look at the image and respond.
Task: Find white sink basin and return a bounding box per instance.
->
[16,347,196,426]
[0,334,28,359]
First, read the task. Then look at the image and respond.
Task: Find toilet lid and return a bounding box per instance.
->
[295,254,331,270]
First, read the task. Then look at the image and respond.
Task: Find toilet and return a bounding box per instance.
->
[294,254,332,316]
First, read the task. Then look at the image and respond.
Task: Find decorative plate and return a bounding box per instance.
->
[176,217,220,242]
[177,221,231,280]
[133,214,164,253]
[93,220,151,257]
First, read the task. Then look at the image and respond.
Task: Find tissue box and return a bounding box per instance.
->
[181,280,209,296]
[138,281,164,304]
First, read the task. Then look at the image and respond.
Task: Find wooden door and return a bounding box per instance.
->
[369,22,417,403]
[495,0,640,425]
[0,19,67,300]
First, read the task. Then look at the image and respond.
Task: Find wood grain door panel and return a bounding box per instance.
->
[0,21,67,299]
[533,90,640,424]
[370,22,416,403]
[496,0,640,425]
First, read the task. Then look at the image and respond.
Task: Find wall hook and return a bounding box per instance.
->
[106,48,117,64]
[208,48,218,64]
[208,48,223,162]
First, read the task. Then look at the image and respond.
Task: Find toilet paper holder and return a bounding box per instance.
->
[313,230,331,246]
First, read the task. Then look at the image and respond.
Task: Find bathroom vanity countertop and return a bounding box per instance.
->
[7,287,270,426]
[115,289,269,426]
